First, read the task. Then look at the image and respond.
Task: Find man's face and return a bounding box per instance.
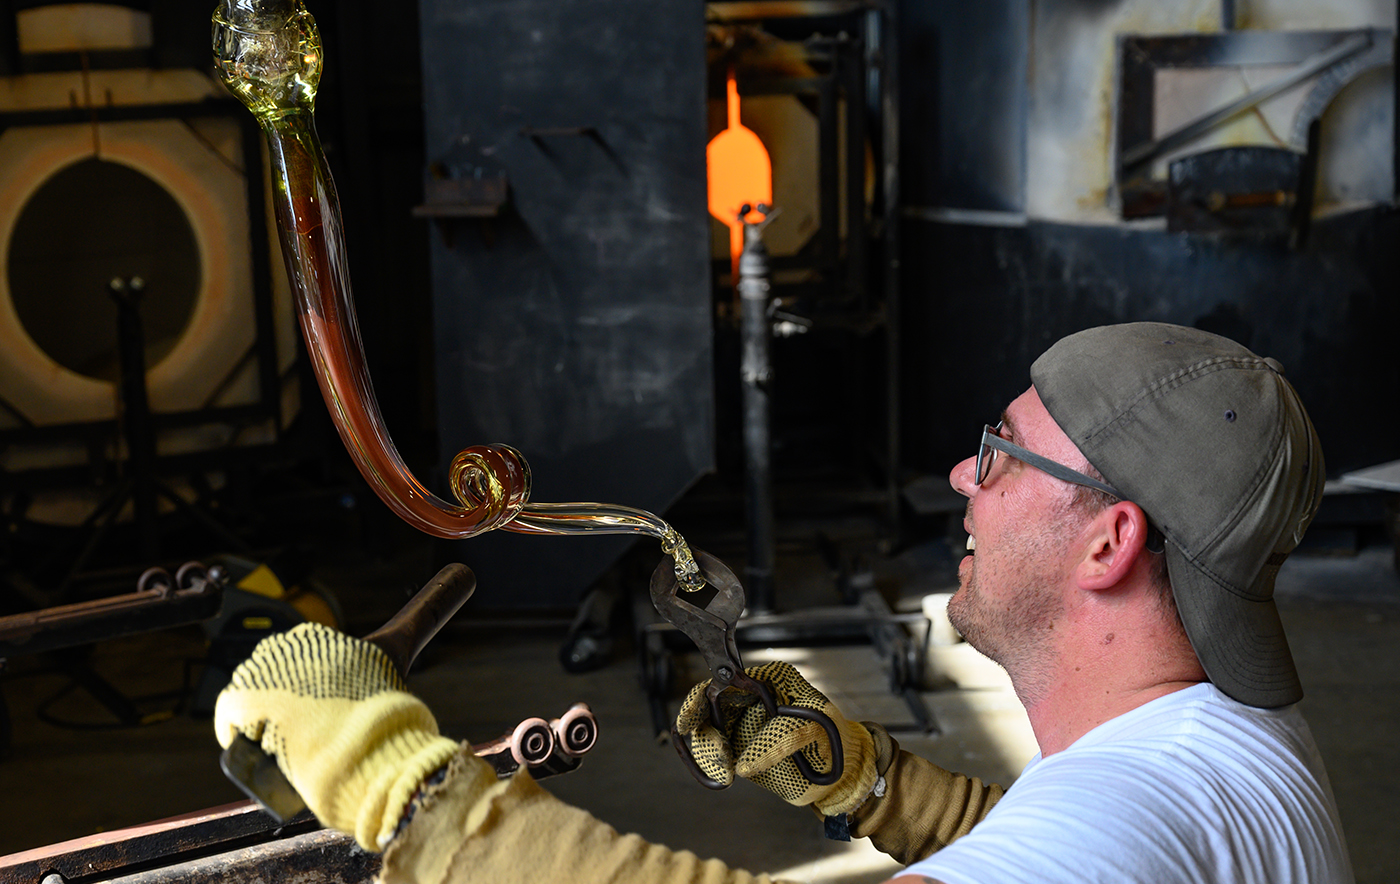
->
[945,387,1088,690]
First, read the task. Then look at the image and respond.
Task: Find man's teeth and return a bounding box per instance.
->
[966,536,976,552]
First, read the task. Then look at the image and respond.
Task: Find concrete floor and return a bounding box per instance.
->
[0,534,1396,882]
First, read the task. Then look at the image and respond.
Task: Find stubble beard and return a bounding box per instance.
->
[947,517,1067,706]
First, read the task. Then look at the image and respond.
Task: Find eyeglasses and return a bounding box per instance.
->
[975,422,1123,498]
[975,423,1165,554]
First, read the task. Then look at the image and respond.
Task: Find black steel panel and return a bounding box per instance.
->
[1166,146,1303,234]
[901,208,1400,480]
[418,0,712,607]
[897,0,1028,212]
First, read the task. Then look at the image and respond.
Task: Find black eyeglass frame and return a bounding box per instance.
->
[974,422,1166,555]
[975,422,1124,498]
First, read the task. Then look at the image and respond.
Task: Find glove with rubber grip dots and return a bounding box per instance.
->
[214,622,460,851]
[674,661,877,816]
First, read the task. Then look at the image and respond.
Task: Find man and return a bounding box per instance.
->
[216,322,1353,883]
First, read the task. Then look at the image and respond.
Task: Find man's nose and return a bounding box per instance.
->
[950,455,977,499]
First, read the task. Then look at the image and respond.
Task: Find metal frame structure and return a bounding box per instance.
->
[0,96,289,596]
[0,97,284,484]
[637,3,927,738]
[1114,27,1396,219]
[707,0,902,537]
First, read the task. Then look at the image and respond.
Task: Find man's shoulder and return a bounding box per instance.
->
[904,687,1351,884]
[1068,682,1310,755]
[1022,683,1334,818]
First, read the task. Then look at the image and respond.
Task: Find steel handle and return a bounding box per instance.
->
[776,704,844,787]
[672,697,845,790]
[361,563,477,674]
[219,563,476,821]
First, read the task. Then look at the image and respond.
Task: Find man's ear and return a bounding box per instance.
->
[1077,502,1153,591]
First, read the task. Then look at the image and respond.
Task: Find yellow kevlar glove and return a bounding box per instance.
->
[674,661,878,816]
[214,622,461,851]
[382,748,792,884]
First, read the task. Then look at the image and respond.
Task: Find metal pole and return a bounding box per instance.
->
[110,276,159,560]
[738,216,775,614]
[876,1,902,540]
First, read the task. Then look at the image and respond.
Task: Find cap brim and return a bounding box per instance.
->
[1166,543,1302,708]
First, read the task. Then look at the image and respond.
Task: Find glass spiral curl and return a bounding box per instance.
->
[212,0,703,591]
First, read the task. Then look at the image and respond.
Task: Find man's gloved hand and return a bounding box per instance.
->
[214,622,461,851]
[674,661,878,817]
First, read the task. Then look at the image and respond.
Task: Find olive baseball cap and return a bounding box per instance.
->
[1031,322,1325,708]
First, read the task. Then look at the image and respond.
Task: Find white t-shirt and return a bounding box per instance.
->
[902,683,1353,884]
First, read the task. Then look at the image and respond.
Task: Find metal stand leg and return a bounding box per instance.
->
[639,217,936,740]
[39,278,249,600]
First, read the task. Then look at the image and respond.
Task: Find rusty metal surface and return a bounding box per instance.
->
[99,829,379,884]
[0,801,318,884]
[0,567,225,659]
[707,1,869,22]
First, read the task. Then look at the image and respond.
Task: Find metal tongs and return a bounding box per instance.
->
[651,550,843,789]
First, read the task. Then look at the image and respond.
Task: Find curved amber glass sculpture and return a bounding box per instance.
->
[212,0,701,590]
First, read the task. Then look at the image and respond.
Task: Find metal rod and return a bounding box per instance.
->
[877,1,902,538]
[0,567,224,658]
[738,219,776,615]
[109,276,159,560]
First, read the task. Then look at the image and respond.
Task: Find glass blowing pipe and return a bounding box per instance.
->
[211,0,702,590]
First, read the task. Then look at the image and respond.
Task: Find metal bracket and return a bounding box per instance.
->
[1114,28,1395,218]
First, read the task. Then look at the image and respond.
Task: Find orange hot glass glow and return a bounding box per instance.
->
[706,71,772,273]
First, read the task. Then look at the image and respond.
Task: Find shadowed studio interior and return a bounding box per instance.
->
[0,2,1397,883]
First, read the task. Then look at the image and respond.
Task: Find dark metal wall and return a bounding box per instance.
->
[418,0,713,607]
[318,0,1394,600]
[895,0,1399,483]
[899,207,1400,479]
[898,0,1028,213]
